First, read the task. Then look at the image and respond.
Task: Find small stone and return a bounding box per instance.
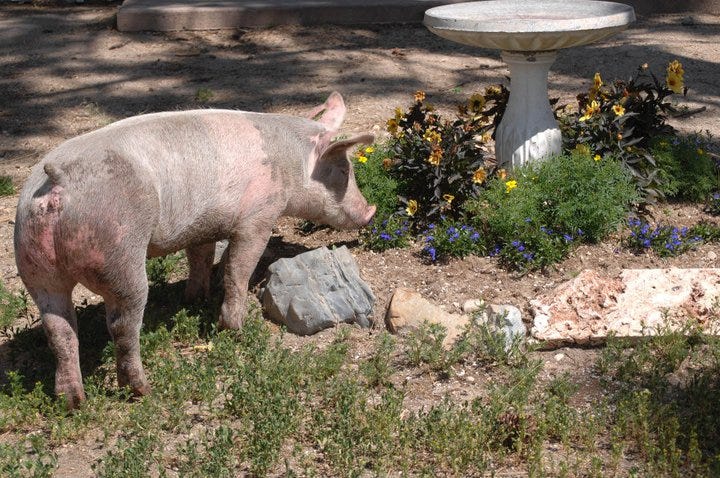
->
[385,288,469,348]
[681,16,696,26]
[488,304,526,349]
[708,251,717,261]
[462,298,485,314]
[554,353,565,362]
[465,376,475,383]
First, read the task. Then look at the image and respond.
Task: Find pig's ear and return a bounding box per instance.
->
[318,134,375,165]
[305,91,346,133]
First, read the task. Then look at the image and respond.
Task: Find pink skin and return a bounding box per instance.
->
[14,92,375,408]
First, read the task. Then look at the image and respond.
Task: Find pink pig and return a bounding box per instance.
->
[14,92,375,408]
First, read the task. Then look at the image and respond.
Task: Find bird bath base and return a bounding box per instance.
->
[495,50,562,169]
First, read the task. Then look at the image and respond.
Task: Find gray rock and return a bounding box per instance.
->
[261,246,375,335]
[488,304,526,350]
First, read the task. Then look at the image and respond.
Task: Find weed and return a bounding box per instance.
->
[176,426,237,477]
[93,432,163,478]
[360,331,396,387]
[195,87,214,103]
[0,175,14,196]
[145,252,183,286]
[0,434,57,478]
[0,283,28,331]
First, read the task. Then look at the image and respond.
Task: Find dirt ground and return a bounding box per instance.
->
[1,4,719,475]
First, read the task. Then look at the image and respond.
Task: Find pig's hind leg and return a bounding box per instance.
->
[31,286,85,409]
[184,242,215,302]
[99,250,152,398]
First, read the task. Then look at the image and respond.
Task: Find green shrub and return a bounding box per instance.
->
[352,143,400,219]
[385,88,506,225]
[651,133,719,201]
[561,61,687,203]
[466,153,637,271]
[0,176,14,196]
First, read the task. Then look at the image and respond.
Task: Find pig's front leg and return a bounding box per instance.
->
[218,226,272,330]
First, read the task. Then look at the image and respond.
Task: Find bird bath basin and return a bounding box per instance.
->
[424,0,635,169]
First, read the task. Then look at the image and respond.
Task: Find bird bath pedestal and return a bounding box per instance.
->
[424,0,635,169]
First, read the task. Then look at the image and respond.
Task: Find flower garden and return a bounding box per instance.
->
[354,61,720,271]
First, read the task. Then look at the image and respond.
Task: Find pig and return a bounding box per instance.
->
[14,92,375,408]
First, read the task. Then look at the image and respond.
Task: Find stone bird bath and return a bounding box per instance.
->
[424,0,636,169]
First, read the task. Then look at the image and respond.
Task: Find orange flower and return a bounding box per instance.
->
[472,168,487,184]
[666,60,685,94]
[414,90,426,102]
[428,147,442,166]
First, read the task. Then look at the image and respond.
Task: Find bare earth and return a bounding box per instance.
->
[1,4,720,476]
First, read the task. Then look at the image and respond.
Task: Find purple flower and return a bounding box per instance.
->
[563,233,573,243]
[426,246,437,261]
[380,232,392,241]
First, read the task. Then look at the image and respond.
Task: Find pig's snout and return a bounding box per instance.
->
[361,204,376,226]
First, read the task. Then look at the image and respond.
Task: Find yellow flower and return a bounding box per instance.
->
[423,129,442,145]
[443,194,455,204]
[698,148,705,156]
[666,60,684,94]
[612,104,625,116]
[485,85,502,96]
[593,72,603,90]
[357,155,368,164]
[468,93,486,113]
[394,107,404,121]
[574,143,591,156]
[579,100,600,121]
[479,131,492,143]
[382,158,393,170]
[414,90,426,102]
[428,147,442,166]
[386,118,399,135]
[594,154,602,162]
[498,168,507,180]
[505,180,518,193]
[406,199,418,216]
[472,168,487,184]
[365,146,374,154]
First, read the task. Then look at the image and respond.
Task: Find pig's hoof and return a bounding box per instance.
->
[130,382,151,399]
[56,384,86,410]
[218,315,243,330]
